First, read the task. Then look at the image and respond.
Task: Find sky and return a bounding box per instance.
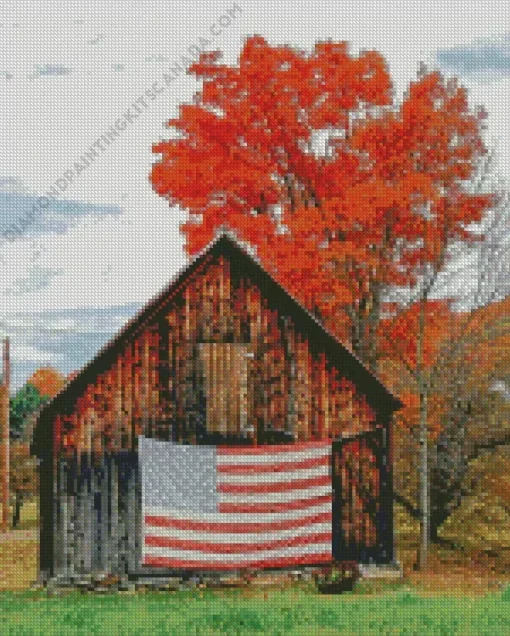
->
[0,0,509,389]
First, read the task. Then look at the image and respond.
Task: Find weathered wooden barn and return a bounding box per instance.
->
[32,232,402,583]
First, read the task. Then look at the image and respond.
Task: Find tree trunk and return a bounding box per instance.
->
[350,310,364,362]
[348,284,381,373]
[366,284,381,374]
[416,294,430,571]
[12,490,23,528]
[418,387,429,569]
[429,405,469,541]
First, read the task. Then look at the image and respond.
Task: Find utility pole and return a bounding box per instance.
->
[0,338,10,532]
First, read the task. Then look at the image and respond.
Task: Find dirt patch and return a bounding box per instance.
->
[0,529,37,543]
[0,536,38,590]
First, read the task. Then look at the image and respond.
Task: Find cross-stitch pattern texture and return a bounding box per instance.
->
[0,1,509,633]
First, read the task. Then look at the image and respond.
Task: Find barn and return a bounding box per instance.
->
[32,231,402,584]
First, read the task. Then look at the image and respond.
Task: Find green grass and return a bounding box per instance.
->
[0,586,510,635]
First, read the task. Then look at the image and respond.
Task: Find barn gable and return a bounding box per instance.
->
[33,232,400,457]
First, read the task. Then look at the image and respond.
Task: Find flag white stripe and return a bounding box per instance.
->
[143,542,332,562]
[143,522,332,544]
[218,485,332,503]
[218,465,329,484]
[143,502,331,524]
[217,447,330,465]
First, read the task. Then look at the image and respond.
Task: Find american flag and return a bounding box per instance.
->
[139,436,333,570]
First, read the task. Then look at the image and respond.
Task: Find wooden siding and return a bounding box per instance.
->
[54,254,378,457]
[53,452,141,579]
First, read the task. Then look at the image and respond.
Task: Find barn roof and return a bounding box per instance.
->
[32,231,402,454]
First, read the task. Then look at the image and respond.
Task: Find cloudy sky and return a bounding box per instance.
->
[0,0,508,389]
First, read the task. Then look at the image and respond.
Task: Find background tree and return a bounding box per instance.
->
[27,366,65,400]
[9,442,36,528]
[10,366,65,440]
[8,367,64,527]
[9,384,47,440]
[380,284,510,564]
[377,178,509,566]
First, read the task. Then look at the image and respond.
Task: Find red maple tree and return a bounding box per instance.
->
[152,36,493,369]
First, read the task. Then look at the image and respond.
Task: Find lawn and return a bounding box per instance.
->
[1,501,509,634]
[0,585,510,635]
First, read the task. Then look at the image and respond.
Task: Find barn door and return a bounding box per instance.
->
[198,343,251,441]
[332,430,383,563]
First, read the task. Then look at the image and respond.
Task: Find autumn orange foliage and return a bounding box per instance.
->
[378,295,510,438]
[27,367,65,399]
[152,36,493,356]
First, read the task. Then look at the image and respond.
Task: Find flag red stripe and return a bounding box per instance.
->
[219,494,332,514]
[143,552,332,570]
[144,532,332,553]
[144,510,332,533]
[217,440,330,455]
[217,454,330,474]
[218,474,330,493]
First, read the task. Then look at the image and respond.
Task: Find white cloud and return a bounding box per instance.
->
[11,343,64,363]
[0,0,508,380]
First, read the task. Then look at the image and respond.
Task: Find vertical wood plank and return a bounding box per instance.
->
[54,458,65,577]
[117,454,128,575]
[90,459,99,573]
[282,318,296,438]
[75,455,84,573]
[68,453,77,579]
[141,332,150,438]
[124,347,133,450]
[157,319,170,441]
[83,454,92,574]
[126,456,138,574]
[100,453,109,572]
[239,345,249,437]
[114,359,122,452]
[379,418,394,563]
[134,455,142,573]
[109,455,119,574]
